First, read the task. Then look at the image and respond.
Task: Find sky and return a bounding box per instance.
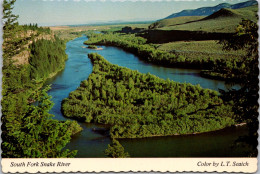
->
[13,0,249,26]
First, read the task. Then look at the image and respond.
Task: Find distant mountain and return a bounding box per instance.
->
[149,5,258,33]
[165,0,257,19]
[67,20,155,27]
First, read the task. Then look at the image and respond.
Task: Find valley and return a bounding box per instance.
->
[2,0,258,158]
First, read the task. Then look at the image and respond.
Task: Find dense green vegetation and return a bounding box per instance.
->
[62,53,236,138]
[29,37,68,80]
[218,19,258,156]
[22,23,51,34]
[105,139,130,158]
[2,0,80,158]
[156,5,258,32]
[157,40,247,81]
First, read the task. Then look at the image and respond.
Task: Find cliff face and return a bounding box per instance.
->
[12,30,55,65]
[12,50,30,65]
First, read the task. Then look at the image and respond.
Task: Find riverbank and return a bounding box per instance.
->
[84,33,244,82]
[200,70,242,82]
[86,42,240,82]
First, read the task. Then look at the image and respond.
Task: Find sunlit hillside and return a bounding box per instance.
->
[151,5,258,33]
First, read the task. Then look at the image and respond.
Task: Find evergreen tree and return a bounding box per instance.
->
[219,19,259,156]
[3,0,25,59]
[105,139,129,158]
[2,86,77,157]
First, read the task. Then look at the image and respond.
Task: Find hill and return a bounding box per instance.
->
[156,5,258,33]
[148,16,204,29]
[164,0,257,19]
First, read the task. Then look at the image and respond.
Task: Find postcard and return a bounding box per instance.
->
[1,0,258,173]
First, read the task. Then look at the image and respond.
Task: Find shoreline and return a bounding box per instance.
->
[116,122,248,139]
[65,112,247,139]
[82,45,103,50]
[84,41,236,82]
[90,47,103,50]
[62,101,247,140]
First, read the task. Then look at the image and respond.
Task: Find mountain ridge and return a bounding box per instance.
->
[165,0,257,19]
[148,5,258,33]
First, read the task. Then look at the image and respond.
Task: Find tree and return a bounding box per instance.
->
[2,86,77,158]
[3,0,25,59]
[219,19,259,156]
[3,0,19,41]
[105,139,129,158]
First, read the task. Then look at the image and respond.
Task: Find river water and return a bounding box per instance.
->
[45,36,251,157]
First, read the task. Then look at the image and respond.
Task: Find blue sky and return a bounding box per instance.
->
[13,0,249,26]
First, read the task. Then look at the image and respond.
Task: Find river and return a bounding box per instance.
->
[44,36,251,157]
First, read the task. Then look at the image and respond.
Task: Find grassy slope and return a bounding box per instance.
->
[149,16,205,29]
[156,40,246,61]
[156,5,258,33]
[151,6,255,61]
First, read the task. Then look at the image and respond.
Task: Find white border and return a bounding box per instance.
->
[1,158,258,173]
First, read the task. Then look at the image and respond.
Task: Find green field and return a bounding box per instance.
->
[156,40,246,61]
[152,5,258,33]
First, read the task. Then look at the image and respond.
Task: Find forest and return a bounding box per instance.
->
[2,0,81,158]
[84,32,246,81]
[29,37,68,80]
[62,53,236,138]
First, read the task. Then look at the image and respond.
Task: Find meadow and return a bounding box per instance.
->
[149,16,205,29]
[156,40,246,61]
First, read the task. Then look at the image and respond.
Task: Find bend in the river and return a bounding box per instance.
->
[44,36,250,157]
